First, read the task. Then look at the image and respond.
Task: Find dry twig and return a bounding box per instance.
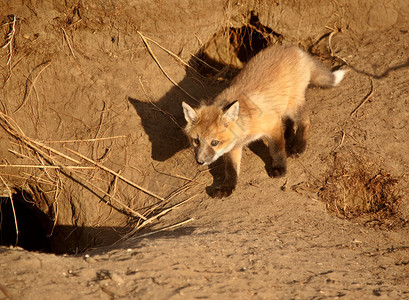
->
[120,195,197,242]
[72,171,147,220]
[134,218,194,239]
[14,60,52,113]
[142,35,204,78]
[138,77,182,128]
[0,112,153,220]
[325,26,348,65]
[42,135,129,144]
[137,31,199,102]
[61,27,76,59]
[0,175,18,246]
[190,53,221,73]
[331,130,346,153]
[0,164,94,169]
[66,147,166,202]
[350,77,374,116]
[2,15,16,66]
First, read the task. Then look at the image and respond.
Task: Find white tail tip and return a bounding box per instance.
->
[333,69,347,86]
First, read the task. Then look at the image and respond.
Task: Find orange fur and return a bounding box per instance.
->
[182,45,345,198]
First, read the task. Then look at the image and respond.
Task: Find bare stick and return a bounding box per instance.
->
[73,171,147,220]
[91,101,106,160]
[42,135,129,143]
[350,77,374,116]
[190,53,221,73]
[0,176,18,246]
[119,195,197,241]
[138,77,182,128]
[134,218,194,239]
[143,35,204,78]
[2,172,55,186]
[325,26,349,65]
[66,147,166,202]
[0,112,81,164]
[137,31,199,102]
[2,15,16,66]
[61,27,76,59]
[327,28,337,57]
[151,163,205,184]
[0,164,95,169]
[8,148,31,159]
[0,283,14,300]
[14,61,51,113]
[141,195,196,227]
[331,130,346,153]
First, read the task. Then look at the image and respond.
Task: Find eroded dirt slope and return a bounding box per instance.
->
[0,1,408,299]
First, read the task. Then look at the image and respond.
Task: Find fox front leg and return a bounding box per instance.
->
[210,147,242,198]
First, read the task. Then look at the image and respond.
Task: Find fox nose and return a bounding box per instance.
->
[196,158,205,165]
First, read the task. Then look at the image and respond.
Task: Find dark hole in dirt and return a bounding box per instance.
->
[192,11,282,79]
[0,190,51,252]
[0,189,122,254]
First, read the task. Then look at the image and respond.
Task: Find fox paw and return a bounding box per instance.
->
[267,165,286,178]
[286,140,307,157]
[210,185,235,198]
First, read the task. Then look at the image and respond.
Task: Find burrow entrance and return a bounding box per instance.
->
[0,189,122,254]
[192,11,282,78]
[1,190,51,252]
[1,11,404,256]
[0,12,282,255]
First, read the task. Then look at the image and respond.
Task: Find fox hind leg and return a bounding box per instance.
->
[284,117,296,155]
[266,121,287,178]
[285,107,310,156]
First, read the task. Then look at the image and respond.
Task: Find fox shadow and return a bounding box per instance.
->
[128,54,233,162]
[128,54,284,196]
[127,93,190,163]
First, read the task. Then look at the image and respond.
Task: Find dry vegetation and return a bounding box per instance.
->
[319,150,404,226]
[0,4,408,253]
[0,1,408,299]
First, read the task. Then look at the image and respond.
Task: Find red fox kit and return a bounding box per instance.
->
[182,45,345,198]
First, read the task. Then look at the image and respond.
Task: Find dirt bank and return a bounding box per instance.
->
[0,1,408,299]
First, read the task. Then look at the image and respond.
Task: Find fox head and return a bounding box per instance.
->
[182,101,240,165]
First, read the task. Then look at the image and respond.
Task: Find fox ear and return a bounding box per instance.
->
[182,102,198,124]
[222,100,239,124]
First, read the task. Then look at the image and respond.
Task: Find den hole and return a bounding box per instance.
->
[0,188,122,255]
[193,11,282,79]
[0,190,51,252]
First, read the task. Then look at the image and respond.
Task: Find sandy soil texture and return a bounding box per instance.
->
[0,1,408,299]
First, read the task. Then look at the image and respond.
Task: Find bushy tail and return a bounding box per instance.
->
[308,55,346,88]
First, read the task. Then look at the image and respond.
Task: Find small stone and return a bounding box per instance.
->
[110,272,125,285]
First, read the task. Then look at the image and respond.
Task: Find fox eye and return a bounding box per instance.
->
[210,140,219,147]
[193,138,200,146]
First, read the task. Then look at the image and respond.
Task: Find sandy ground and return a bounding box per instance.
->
[0,1,408,299]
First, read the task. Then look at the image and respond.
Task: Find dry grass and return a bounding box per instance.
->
[318,151,403,226]
[0,110,197,248]
[137,31,200,103]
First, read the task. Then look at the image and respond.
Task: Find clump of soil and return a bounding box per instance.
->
[319,151,403,226]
